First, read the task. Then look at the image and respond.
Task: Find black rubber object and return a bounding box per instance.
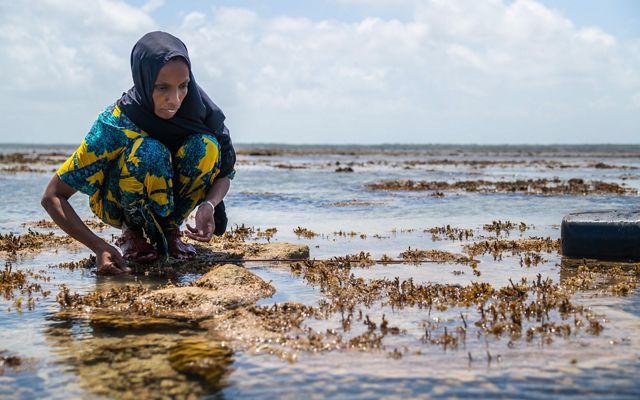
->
[561,210,640,261]
[213,200,228,236]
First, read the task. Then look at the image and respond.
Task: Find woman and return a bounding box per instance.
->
[41,31,235,275]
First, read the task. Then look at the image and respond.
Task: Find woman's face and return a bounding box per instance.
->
[152,58,190,119]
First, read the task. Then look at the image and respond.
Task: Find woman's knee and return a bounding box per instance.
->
[126,137,172,176]
[176,134,220,173]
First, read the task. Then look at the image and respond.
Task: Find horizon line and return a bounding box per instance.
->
[1,142,640,147]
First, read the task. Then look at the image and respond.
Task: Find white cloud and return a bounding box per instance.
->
[142,0,164,13]
[0,0,638,145]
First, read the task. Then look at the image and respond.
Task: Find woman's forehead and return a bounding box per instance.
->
[155,58,190,83]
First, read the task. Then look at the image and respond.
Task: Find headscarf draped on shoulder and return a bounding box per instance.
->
[117,31,235,178]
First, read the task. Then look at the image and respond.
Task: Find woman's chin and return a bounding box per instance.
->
[155,110,178,119]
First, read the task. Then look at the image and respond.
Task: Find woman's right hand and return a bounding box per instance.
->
[95,244,131,275]
[42,176,131,276]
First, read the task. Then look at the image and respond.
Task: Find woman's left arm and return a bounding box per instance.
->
[184,176,230,241]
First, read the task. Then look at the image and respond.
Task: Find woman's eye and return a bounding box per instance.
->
[155,85,168,91]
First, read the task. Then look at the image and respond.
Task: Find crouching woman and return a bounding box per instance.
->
[41,31,236,275]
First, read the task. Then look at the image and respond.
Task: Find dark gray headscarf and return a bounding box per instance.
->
[117,31,235,178]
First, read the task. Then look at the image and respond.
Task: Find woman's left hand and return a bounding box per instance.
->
[185,202,215,242]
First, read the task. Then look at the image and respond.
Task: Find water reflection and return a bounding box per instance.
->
[45,314,234,399]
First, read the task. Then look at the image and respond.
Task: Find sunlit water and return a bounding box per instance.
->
[1,144,639,399]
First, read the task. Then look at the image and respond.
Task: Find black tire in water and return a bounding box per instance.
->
[561,210,640,261]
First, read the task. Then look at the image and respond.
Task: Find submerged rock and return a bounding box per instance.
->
[141,264,275,319]
[49,330,231,399]
[57,264,275,325]
[167,336,233,386]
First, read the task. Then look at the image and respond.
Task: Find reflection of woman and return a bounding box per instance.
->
[41,31,236,275]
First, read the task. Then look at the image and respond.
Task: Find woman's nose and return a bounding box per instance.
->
[167,90,180,106]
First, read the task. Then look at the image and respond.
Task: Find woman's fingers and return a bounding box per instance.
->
[186,223,198,233]
[109,247,131,273]
[184,217,214,242]
[184,230,211,242]
[97,262,126,275]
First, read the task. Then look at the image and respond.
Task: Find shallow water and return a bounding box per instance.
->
[1,144,640,399]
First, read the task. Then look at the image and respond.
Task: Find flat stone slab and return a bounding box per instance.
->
[561,209,640,261]
[127,241,309,276]
[141,264,275,319]
[203,241,310,260]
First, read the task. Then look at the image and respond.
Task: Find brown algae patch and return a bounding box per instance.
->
[0,152,68,165]
[50,256,95,271]
[57,264,275,321]
[331,252,376,267]
[0,230,75,255]
[366,178,636,196]
[333,199,386,207]
[293,227,318,239]
[426,225,474,241]
[463,237,560,259]
[1,262,51,311]
[22,219,110,231]
[560,259,640,296]
[399,247,477,264]
[483,220,532,236]
[0,165,53,173]
[262,259,618,354]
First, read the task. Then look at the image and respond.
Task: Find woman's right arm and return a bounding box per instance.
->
[41,175,130,275]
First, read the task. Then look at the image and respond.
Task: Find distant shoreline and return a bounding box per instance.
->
[1,142,639,149]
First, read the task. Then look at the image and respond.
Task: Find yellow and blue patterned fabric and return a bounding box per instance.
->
[57,104,222,253]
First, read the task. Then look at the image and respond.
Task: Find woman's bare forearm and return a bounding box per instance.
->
[204,176,230,206]
[41,176,108,253]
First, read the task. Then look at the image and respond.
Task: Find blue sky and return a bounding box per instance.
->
[0,0,638,145]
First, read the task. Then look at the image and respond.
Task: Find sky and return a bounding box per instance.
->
[0,0,638,145]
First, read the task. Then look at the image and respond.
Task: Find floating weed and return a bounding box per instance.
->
[463,237,559,259]
[520,252,547,267]
[333,230,362,238]
[331,252,375,267]
[255,227,277,242]
[50,256,95,271]
[426,225,474,241]
[333,199,384,207]
[399,247,476,264]
[1,262,51,311]
[379,254,394,264]
[0,229,75,254]
[483,221,532,237]
[294,227,318,239]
